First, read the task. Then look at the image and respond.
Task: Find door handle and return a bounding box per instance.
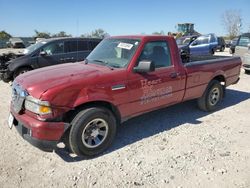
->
[170,72,180,78]
[60,58,65,61]
[64,57,75,61]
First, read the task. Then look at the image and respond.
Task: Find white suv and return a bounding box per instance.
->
[234,33,250,74]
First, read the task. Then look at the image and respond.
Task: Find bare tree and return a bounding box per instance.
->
[222,10,242,39]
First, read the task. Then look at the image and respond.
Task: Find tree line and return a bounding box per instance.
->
[0,28,109,40]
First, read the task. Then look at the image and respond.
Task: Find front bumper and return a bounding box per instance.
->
[14,121,58,152]
[11,110,69,152]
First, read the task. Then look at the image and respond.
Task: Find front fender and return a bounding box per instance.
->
[72,87,115,108]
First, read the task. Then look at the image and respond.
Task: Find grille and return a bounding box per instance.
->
[11,81,28,113]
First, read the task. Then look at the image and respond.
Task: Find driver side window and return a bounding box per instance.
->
[139,41,171,68]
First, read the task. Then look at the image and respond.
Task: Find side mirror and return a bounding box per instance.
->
[133,60,155,73]
[39,51,47,56]
[247,43,250,48]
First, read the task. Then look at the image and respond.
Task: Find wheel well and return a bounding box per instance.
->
[13,66,33,77]
[16,66,33,71]
[212,75,225,85]
[212,75,226,98]
[64,101,121,125]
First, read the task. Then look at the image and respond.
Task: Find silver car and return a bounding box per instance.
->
[234,33,250,74]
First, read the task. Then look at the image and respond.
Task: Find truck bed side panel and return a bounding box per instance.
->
[183,56,241,101]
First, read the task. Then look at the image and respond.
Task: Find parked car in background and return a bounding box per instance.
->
[234,33,250,74]
[6,37,25,48]
[176,35,198,63]
[229,37,239,54]
[0,37,102,82]
[189,33,218,55]
[216,37,226,52]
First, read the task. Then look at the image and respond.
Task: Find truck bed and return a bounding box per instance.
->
[188,55,235,63]
[183,55,241,101]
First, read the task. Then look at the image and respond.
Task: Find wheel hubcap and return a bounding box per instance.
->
[209,87,220,106]
[81,118,108,148]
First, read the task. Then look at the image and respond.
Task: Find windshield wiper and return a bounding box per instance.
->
[90,59,114,70]
[92,59,108,64]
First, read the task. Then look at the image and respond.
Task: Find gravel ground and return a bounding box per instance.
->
[0,49,249,188]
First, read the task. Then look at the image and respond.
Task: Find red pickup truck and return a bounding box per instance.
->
[8,35,241,156]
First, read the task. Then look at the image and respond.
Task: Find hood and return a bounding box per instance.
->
[15,62,106,99]
[7,54,26,67]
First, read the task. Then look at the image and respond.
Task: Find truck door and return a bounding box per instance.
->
[127,40,186,116]
[37,41,66,68]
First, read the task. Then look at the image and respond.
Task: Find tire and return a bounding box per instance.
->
[210,48,215,55]
[69,107,117,156]
[220,46,225,52]
[13,67,31,79]
[197,80,224,111]
[62,128,72,153]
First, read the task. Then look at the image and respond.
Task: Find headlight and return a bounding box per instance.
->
[24,96,52,115]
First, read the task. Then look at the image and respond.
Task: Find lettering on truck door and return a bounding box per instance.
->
[127,40,185,116]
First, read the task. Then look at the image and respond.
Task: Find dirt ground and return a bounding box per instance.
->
[0,49,249,188]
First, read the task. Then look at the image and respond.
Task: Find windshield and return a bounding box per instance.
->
[23,41,47,55]
[87,38,140,68]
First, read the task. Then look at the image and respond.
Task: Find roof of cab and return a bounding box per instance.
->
[110,35,174,40]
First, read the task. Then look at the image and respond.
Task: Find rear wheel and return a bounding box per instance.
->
[210,48,215,55]
[197,80,224,111]
[220,46,225,52]
[69,107,117,156]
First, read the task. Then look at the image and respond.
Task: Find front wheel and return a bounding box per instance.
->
[69,107,117,156]
[220,46,225,52]
[197,80,224,111]
[210,48,215,55]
